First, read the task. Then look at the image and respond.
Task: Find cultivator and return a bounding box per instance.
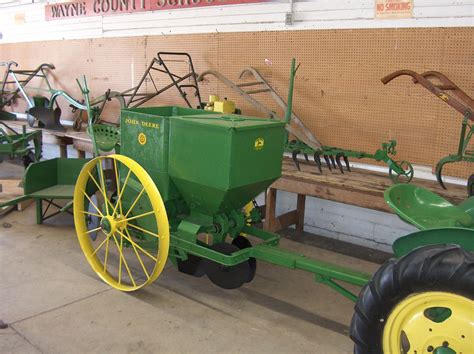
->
[382,70,473,192]
[198,60,413,182]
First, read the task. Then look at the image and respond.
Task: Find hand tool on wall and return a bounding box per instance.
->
[382,70,473,193]
[198,61,413,182]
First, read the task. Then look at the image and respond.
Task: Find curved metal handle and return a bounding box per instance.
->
[0,61,19,70]
[381,70,473,120]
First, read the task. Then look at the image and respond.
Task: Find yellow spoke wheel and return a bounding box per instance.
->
[383,292,473,353]
[74,154,169,291]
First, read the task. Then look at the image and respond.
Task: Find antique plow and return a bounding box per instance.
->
[382,70,473,193]
[0,61,65,130]
[197,61,413,183]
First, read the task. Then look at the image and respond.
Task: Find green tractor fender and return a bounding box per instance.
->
[393,227,474,257]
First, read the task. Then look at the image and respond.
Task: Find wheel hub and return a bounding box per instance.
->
[383,292,473,354]
[100,216,116,235]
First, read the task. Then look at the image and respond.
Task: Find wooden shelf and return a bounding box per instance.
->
[264,157,467,232]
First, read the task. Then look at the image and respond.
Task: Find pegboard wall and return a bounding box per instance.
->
[0,27,472,178]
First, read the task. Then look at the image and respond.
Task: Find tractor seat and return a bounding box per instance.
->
[384,184,474,230]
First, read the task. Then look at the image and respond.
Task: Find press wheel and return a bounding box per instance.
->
[206,243,250,290]
[389,160,414,184]
[73,155,170,291]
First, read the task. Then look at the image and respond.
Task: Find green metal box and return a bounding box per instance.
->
[120,106,285,216]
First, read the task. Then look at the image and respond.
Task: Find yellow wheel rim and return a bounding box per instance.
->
[383,292,474,353]
[73,154,169,291]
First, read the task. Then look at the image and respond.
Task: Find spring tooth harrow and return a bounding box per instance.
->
[197,61,413,182]
[382,70,473,192]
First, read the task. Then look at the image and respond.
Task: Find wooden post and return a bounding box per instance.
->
[296,194,306,232]
[59,144,68,158]
[264,188,277,231]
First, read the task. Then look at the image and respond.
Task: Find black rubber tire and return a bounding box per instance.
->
[22,151,36,168]
[232,236,257,283]
[468,174,474,197]
[205,243,250,290]
[350,244,474,354]
[177,253,206,278]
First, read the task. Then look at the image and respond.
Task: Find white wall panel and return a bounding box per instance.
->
[0,0,472,43]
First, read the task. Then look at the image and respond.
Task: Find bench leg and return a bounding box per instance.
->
[59,144,68,158]
[296,194,306,232]
[36,199,43,225]
[264,188,277,232]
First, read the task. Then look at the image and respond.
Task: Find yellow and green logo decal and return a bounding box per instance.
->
[138,132,147,145]
[254,138,265,150]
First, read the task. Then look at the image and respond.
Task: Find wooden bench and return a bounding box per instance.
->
[264,158,467,232]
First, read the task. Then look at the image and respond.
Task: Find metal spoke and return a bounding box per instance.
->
[113,159,124,215]
[123,229,150,280]
[84,226,102,235]
[97,160,110,216]
[91,233,113,257]
[87,170,114,213]
[103,236,110,272]
[117,210,154,224]
[82,189,104,217]
[127,222,160,239]
[124,187,146,218]
[112,233,136,287]
[112,168,132,217]
[80,210,101,218]
[117,229,158,262]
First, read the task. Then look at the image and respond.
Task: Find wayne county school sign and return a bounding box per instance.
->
[45,0,271,20]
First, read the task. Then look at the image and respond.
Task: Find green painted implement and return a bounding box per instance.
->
[0,122,42,167]
[1,70,472,353]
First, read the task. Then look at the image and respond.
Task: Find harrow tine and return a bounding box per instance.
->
[435,160,447,190]
[329,155,337,169]
[335,154,344,174]
[314,152,322,173]
[304,153,309,162]
[323,155,332,171]
[343,156,351,172]
[292,150,301,171]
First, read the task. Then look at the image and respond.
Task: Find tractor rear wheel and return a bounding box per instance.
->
[350,244,473,353]
[74,155,170,291]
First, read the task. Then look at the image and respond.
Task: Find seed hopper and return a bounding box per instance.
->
[1,68,472,352]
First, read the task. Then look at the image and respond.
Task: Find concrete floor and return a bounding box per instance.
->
[0,159,380,354]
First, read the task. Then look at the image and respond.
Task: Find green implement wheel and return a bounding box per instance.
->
[350,244,474,353]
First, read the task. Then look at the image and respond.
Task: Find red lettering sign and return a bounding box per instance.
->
[45,0,272,21]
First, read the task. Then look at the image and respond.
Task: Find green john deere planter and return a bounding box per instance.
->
[1,72,472,353]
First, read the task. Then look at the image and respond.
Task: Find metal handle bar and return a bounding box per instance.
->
[381,70,473,120]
